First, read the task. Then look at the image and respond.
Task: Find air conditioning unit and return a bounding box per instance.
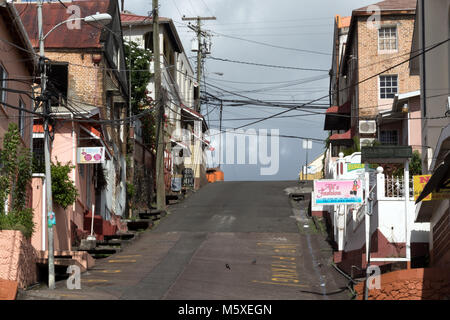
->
[359,120,377,134]
[446,96,450,114]
[360,138,375,148]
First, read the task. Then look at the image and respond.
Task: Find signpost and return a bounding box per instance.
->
[302,139,312,180]
[77,147,105,164]
[313,179,363,205]
[413,175,450,201]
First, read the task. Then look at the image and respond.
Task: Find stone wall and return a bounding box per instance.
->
[355,268,450,300]
[0,230,38,289]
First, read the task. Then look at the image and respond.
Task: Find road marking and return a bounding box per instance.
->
[252,280,307,288]
[116,255,142,258]
[81,279,109,283]
[59,293,86,298]
[257,243,297,247]
[108,259,136,263]
[95,269,122,273]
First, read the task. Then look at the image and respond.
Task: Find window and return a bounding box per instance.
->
[18,99,25,138]
[0,64,8,105]
[32,137,45,173]
[379,75,398,99]
[380,130,399,145]
[379,26,398,51]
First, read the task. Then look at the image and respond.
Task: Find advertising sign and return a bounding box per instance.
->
[314,179,363,205]
[77,147,105,164]
[413,175,450,202]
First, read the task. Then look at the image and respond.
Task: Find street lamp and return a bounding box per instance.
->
[37,0,111,290]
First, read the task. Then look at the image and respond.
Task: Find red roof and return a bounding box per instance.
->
[326,101,351,114]
[329,129,352,141]
[15,0,112,49]
[120,12,171,24]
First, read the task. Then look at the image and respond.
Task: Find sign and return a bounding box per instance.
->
[347,163,365,172]
[302,139,312,149]
[413,175,450,202]
[77,147,105,164]
[314,179,363,205]
[182,168,194,187]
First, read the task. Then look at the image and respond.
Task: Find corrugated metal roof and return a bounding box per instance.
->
[15,0,112,49]
[120,12,171,25]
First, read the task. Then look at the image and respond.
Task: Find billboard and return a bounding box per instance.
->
[413,175,450,202]
[314,179,363,205]
[77,147,105,164]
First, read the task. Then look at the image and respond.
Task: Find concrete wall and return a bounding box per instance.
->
[0,230,37,289]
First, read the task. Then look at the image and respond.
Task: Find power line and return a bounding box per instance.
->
[207,56,329,72]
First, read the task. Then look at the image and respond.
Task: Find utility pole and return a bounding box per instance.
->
[153,0,165,211]
[128,24,135,219]
[38,0,55,290]
[182,16,216,112]
[218,99,223,169]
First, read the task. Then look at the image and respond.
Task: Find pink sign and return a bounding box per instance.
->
[314,179,363,204]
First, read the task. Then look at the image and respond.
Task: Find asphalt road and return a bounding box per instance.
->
[19,181,350,300]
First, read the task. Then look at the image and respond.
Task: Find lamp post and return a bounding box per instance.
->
[37,0,111,289]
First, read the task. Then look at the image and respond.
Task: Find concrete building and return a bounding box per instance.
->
[121,12,209,192]
[16,0,129,250]
[411,0,450,269]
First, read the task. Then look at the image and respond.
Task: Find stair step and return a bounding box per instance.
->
[127,220,152,231]
[103,233,135,241]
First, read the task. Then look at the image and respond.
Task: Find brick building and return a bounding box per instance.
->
[328,0,420,152]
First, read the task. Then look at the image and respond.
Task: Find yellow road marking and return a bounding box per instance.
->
[108,259,136,263]
[257,243,298,247]
[59,294,85,298]
[272,256,296,261]
[252,280,308,288]
[95,269,122,273]
[81,279,109,283]
[116,255,142,258]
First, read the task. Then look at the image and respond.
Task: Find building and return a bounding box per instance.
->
[121,11,209,193]
[16,0,129,250]
[0,1,36,151]
[411,0,450,269]
[322,0,432,279]
[327,0,420,155]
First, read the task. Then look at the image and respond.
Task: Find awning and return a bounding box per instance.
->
[170,138,191,157]
[324,101,351,130]
[416,151,450,204]
[329,129,353,146]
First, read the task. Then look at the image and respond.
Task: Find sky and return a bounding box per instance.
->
[123,0,376,181]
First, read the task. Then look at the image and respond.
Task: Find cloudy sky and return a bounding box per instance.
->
[124,0,375,181]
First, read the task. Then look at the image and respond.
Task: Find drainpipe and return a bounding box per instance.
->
[420,0,427,118]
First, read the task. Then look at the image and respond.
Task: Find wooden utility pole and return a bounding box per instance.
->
[182,16,216,112]
[153,0,165,210]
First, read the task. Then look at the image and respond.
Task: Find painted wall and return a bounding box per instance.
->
[0,231,37,289]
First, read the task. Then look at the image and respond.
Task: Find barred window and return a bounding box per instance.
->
[380,130,399,145]
[379,26,398,51]
[379,75,398,99]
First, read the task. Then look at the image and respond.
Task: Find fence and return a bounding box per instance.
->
[385,175,414,198]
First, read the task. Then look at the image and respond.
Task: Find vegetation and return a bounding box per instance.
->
[51,161,78,209]
[0,123,35,238]
[393,150,422,177]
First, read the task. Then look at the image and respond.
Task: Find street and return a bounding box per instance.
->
[18,181,350,300]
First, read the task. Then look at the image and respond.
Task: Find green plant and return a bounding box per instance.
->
[126,182,135,199]
[51,161,78,209]
[0,123,34,238]
[393,150,422,177]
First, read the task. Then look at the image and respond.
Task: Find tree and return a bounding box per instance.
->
[0,123,34,238]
